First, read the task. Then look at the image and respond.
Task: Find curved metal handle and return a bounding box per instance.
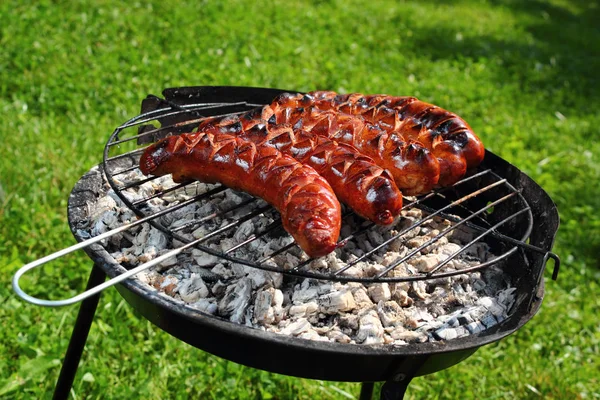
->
[11,188,215,307]
[11,228,203,307]
[545,251,561,281]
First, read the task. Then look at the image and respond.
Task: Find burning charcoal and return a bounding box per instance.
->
[190,298,218,315]
[377,301,407,327]
[179,273,210,303]
[325,253,344,271]
[192,249,221,267]
[90,162,514,346]
[389,327,427,343]
[408,254,440,273]
[472,279,487,291]
[415,320,444,332]
[497,287,516,310]
[88,195,118,222]
[309,257,328,270]
[289,301,319,317]
[340,265,364,278]
[356,309,385,344]
[211,263,234,279]
[280,318,312,336]
[366,229,384,247]
[192,225,209,240]
[318,290,357,314]
[448,225,475,244]
[298,329,330,342]
[453,326,470,338]
[152,275,179,297]
[273,252,300,270]
[292,282,319,304]
[90,211,118,237]
[351,287,374,309]
[219,189,246,210]
[477,297,507,317]
[363,262,387,277]
[218,278,253,323]
[391,289,413,307]
[480,313,498,329]
[337,313,359,331]
[436,242,462,258]
[112,251,138,265]
[138,246,159,263]
[367,283,391,303]
[326,328,352,344]
[464,242,491,261]
[426,302,446,318]
[136,270,159,285]
[410,281,428,300]
[234,220,254,242]
[357,239,375,254]
[465,321,485,334]
[406,236,430,251]
[253,288,276,325]
[457,313,474,325]
[434,327,458,341]
[379,251,405,267]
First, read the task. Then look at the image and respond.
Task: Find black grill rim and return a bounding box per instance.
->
[65,86,560,382]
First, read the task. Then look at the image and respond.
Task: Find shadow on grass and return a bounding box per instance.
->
[392,0,600,272]
[397,0,600,116]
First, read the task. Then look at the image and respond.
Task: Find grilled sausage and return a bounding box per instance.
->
[269,91,485,186]
[257,102,440,195]
[139,132,342,258]
[197,116,403,225]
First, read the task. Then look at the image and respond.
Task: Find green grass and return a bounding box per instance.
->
[1,0,599,398]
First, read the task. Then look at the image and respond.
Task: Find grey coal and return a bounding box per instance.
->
[79,169,516,346]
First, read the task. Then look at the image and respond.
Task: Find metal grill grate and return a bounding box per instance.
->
[101,96,544,284]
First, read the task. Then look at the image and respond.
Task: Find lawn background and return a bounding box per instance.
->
[0,0,598,399]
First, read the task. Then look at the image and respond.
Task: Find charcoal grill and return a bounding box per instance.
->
[12,86,560,400]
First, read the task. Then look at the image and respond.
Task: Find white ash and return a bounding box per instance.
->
[86,168,517,346]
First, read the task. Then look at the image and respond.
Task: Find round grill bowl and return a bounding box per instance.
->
[67,149,558,383]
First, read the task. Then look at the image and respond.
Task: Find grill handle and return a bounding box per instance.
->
[11,220,197,307]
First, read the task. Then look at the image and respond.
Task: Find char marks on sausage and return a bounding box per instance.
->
[139,132,342,258]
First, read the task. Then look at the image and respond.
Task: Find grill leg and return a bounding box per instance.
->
[359,382,375,400]
[53,264,106,400]
[379,378,413,400]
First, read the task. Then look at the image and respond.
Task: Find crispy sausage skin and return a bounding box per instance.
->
[139,132,342,258]
[256,103,440,196]
[196,116,403,225]
[270,91,485,187]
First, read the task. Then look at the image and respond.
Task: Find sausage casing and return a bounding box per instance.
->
[197,116,403,225]
[270,91,485,186]
[139,132,342,258]
[259,100,440,195]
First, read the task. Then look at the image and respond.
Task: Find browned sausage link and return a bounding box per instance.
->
[272,91,484,186]
[198,113,403,225]
[265,102,440,196]
[139,132,341,258]
[318,91,484,185]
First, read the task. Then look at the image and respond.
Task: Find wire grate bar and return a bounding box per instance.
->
[329,178,507,276]
[107,107,253,147]
[198,204,273,243]
[223,221,284,255]
[119,175,163,190]
[171,197,258,233]
[376,191,520,278]
[105,147,146,163]
[425,207,531,276]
